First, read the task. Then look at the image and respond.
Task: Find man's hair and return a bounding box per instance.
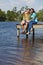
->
[26,8,31,11]
[25,8,31,12]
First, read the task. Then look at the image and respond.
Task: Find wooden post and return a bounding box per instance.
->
[17,28,20,37]
[33,28,35,40]
[26,34,28,38]
[26,28,28,38]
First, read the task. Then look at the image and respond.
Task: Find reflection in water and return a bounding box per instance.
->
[17,37,35,65]
[0,22,43,65]
[17,37,20,47]
[21,38,32,57]
[17,37,43,65]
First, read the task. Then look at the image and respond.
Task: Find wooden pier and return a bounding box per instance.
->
[16,24,43,39]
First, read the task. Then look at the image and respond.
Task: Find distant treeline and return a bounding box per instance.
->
[0,6,43,21]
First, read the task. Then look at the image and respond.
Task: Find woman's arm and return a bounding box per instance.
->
[30,13,37,21]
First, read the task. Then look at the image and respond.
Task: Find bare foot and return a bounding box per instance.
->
[30,28,33,32]
[26,32,30,34]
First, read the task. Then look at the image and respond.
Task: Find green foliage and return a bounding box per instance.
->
[25,6,28,10]
[0,7,43,21]
[37,9,43,21]
[13,7,17,12]
[0,9,6,21]
[7,10,15,21]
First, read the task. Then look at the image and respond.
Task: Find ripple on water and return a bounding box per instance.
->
[0,22,43,65]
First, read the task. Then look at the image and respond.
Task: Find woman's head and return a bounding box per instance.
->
[30,8,35,14]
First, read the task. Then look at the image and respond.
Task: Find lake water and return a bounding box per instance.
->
[0,22,43,65]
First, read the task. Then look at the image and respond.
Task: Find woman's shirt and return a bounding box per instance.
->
[31,13,38,22]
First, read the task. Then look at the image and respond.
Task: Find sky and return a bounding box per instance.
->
[0,0,43,12]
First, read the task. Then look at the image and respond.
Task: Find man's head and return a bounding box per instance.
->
[25,8,31,13]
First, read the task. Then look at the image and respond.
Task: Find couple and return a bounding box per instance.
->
[21,8,38,34]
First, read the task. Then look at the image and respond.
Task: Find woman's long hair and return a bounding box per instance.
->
[31,8,35,13]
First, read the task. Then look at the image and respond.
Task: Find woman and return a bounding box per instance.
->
[21,8,31,33]
[27,8,38,34]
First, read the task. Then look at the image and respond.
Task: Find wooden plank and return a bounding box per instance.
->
[16,24,43,29]
[16,24,21,29]
[33,24,43,28]
[16,24,26,29]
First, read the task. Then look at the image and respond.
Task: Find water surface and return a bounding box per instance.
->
[0,22,43,65]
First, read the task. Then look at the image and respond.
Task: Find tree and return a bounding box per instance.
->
[25,6,28,10]
[21,7,25,11]
[0,7,43,22]
[7,10,16,21]
[0,9,6,21]
[37,9,43,21]
[13,7,17,12]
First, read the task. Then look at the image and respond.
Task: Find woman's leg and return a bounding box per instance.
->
[28,21,37,33]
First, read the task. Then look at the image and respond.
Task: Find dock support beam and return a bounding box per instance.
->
[26,28,28,38]
[33,28,35,40]
[17,28,20,37]
[26,34,28,39]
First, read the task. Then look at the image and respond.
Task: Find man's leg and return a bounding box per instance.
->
[21,20,25,32]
